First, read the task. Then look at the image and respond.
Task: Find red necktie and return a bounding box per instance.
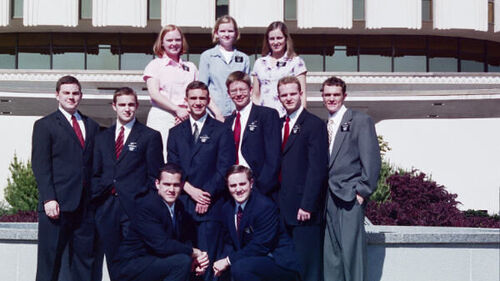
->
[71,115,84,148]
[236,206,243,234]
[281,116,290,151]
[233,112,241,164]
[115,126,124,159]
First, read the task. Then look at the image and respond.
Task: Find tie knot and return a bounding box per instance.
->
[328,119,335,126]
[71,115,77,121]
[286,116,290,122]
[237,205,243,214]
[236,112,241,118]
[119,126,124,132]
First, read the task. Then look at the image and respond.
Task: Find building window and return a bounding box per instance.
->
[80,0,92,19]
[428,37,458,72]
[487,41,500,72]
[394,36,427,72]
[284,0,297,21]
[120,34,155,70]
[324,36,358,72]
[488,0,494,24]
[18,34,51,69]
[0,34,16,69]
[149,0,161,20]
[216,0,229,19]
[359,36,392,72]
[11,0,23,19]
[422,0,432,21]
[460,39,485,72]
[353,0,365,20]
[52,33,86,70]
[86,35,119,70]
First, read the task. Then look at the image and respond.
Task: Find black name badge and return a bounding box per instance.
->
[182,65,190,71]
[235,56,243,63]
[276,61,287,67]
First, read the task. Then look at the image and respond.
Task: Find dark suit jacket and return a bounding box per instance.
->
[91,120,164,213]
[280,109,329,226]
[32,110,100,212]
[167,115,236,222]
[220,191,300,273]
[116,191,194,280]
[224,104,281,196]
[328,109,381,201]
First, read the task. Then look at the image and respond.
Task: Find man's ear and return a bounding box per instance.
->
[155,179,160,189]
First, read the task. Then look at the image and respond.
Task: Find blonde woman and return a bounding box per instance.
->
[199,15,250,120]
[144,25,198,158]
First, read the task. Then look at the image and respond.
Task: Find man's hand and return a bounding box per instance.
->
[183,182,211,205]
[356,194,364,205]
[44,200,60,219]
[297,208,311,221]
[195,203,209,214]
[192,248,209,276]
[213,257,230,277]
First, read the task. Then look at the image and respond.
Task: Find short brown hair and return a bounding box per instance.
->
[158,163,184,180]
[225,71,251,90]
[153,24,189,58]
[185,81,209,97]
[225,165,253,183]
[113,87,138,104]
[56,75,81,93]
[261,21,296,58]
[212,15,240,44]
[321,76,346,94]
[277,76,301,93]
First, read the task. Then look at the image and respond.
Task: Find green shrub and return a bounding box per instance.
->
[4,154,38,212]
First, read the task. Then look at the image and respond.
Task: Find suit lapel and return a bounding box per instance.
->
[117,121,143,164]
[55,110,83,149]
[329,109,352,167]
[81,113,92,152]
[191,116,215,158]
[283,110,306,154]
[242,106,257,146]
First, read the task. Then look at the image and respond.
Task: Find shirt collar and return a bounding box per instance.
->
[189,113,208,128]
[235,200,248,213]
[116,117,136,131]
[328,105,347,124]
[237,102,252,117]
[161,55,184,67]
[287,105,304,122]
[59,106,81,122]
[163,201,175,216]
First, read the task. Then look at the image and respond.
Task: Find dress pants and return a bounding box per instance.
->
[231,256,299,281]
[285,223,324,281]
[36,203,100,281]
[123,254,192,281]
[324,194,367,281]
[196,220,223,281]
[95,195,130,281]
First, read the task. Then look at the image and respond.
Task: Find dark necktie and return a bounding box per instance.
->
[281,116,290,151]
[233,112,241,164]
[115,126,124,159]
[236,206,243,233]
[71,115,85,148]
[193,123,200,143]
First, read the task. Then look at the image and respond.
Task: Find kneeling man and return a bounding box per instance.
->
[213,165,300,281]
[116,163,209,281]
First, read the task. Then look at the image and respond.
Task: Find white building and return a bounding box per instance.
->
[0,0,499,213]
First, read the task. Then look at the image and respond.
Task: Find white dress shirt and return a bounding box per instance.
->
[328,105,347,153]
[115,118,136,144]
[59,106,86,140]
[232,103,253,168]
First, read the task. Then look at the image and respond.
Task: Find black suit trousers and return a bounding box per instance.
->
[230,256,300,281]
[125,254,192,281]
[36,204,99,281]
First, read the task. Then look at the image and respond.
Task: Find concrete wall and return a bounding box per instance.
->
[1,224,498,281]
[376,118,500,214]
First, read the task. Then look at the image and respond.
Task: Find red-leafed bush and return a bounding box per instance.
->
[0,210,38,222]
[367,171,500,228]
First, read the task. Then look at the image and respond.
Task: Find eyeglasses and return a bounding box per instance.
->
[229,88,249,95]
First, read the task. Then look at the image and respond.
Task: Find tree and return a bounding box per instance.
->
[4,154,38,212]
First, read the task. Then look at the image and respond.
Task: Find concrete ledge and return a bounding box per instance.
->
[1,223,499,281]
